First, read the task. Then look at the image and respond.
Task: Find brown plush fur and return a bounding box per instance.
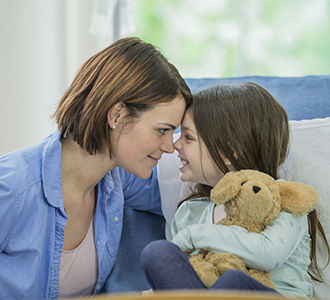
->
[189,170,318,289]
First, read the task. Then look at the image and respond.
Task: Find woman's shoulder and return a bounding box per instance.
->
[1,143,45,189]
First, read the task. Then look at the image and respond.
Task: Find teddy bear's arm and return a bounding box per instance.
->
[172,212,308,271]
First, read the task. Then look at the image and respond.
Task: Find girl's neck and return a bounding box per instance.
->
[213,204,226,224]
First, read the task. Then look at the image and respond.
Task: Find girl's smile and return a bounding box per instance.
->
[174,110,225,187]
[179,156,189,170]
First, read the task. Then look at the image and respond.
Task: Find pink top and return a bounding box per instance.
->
[58,220,98,298]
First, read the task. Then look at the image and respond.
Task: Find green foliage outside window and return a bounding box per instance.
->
[132,0,330,78]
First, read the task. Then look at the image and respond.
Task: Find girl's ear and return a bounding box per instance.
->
[107,102,126,129]
[227,142,238,160]
[223,143,238,171]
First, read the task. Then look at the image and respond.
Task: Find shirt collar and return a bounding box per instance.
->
[42,131,63,208]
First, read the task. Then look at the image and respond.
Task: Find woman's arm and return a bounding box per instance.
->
[0,180,15,252]
[118,167,162,215]
[172,212,308,271]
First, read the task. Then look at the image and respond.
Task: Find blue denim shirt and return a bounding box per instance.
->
[0,131,161,299]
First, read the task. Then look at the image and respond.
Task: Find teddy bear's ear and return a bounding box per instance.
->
[278,181,318,216]
[210,171,242,205]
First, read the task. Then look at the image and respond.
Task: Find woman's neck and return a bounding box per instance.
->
[61,138,114,197]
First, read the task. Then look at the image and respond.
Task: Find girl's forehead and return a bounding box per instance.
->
[182,110,195,127]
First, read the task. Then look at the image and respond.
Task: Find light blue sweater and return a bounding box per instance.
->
[172,198,313,298]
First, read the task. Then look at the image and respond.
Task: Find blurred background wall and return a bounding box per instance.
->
[0,0,329,156]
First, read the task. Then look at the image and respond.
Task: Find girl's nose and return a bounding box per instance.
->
[174,138,182,151]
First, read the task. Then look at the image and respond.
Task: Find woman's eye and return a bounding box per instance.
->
[158,129,167,135]
[184,134,192,141]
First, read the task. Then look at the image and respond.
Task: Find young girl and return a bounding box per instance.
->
[141,82,329,298]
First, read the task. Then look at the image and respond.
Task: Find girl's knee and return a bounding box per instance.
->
[142,240,172,255]
[222,270,246,279]
[220,270,249,285]
[141,240,172,264]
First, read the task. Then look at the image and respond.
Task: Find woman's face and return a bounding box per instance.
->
[174,110,224,187]
[111,95,186,179]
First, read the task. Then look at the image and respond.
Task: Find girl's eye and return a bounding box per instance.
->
[184,134,192,141]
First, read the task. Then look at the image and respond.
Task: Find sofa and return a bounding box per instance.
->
[102,75,330,298]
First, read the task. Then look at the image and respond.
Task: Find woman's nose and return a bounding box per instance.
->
[160,135,174,153]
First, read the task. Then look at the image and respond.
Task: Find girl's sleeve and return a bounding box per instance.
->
[119,167,162,215]
[172,212,308,271]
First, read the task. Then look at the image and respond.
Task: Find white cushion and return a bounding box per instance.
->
[158,117,330,297]
[278,117,330,298]
[158,133,191,240]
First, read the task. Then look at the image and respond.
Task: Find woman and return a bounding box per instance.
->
[0,37,192,299]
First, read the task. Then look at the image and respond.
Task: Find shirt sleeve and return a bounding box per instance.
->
[172,212,308,271]
[0,180,16,252]
[118,167,162,215]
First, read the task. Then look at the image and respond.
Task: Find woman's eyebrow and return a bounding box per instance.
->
[157,123,176,130]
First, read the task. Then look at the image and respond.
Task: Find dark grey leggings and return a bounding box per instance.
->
[141,240,279,293]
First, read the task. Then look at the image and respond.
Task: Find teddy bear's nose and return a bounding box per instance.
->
[252,186,261,193]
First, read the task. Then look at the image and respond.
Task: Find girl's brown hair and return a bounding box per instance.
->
[187,82,329,282]
[55,37,192,155]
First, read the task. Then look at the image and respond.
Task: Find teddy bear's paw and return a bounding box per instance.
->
[189,254,203,264]
[195,264,219,289]
[248,269,276,290]
[207,253,248,275]
[189,250,210,267]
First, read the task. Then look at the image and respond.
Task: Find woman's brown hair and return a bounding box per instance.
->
[55,37,192,155]
[186,82,329,282]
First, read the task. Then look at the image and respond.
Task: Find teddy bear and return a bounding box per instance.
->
[189,169,318,289]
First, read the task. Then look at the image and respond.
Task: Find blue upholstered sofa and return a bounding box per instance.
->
[103,75,330,298]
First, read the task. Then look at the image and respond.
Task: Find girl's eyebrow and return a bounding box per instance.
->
[157,123,176,130]
[181,125,193,132]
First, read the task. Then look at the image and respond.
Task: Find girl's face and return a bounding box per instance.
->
[111,96,186,179]
[174,110,225,187]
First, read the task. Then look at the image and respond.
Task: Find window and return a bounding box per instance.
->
[128,0,330,77]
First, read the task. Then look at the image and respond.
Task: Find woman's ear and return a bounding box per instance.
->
[107,102,126,129]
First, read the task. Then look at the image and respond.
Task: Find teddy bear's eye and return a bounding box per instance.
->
[241,181,247,186]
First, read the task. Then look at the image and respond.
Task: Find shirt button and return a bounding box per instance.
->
[97,240,101,245]
[114,216,119,222]
[96,284,101,290]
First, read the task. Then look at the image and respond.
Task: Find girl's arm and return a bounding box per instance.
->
[172,212,308,271]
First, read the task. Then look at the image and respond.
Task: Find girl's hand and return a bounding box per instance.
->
[171,239,192,256]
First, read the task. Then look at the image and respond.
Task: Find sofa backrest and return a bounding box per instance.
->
[185,75,330,121]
